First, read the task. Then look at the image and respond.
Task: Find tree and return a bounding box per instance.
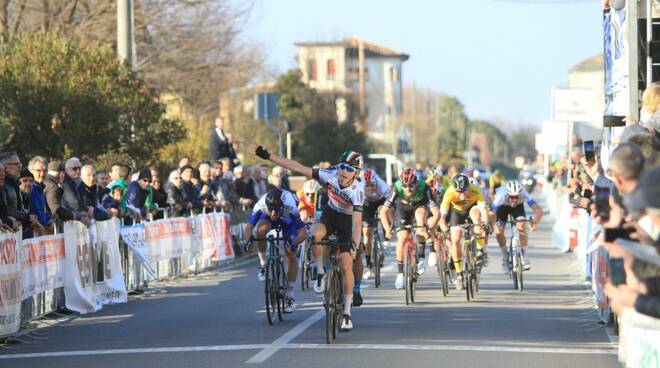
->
[294,119,371,166]
[0,31,185,162]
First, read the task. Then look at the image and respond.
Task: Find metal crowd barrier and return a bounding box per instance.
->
[15,205,254,336]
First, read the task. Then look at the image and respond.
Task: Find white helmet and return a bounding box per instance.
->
[506,180,522,196]
[303,179,320,194]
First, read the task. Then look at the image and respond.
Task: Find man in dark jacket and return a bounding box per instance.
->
[79,165,110,221]
[124,168,151,222]
[166,169,188,217]
[62,157,85,215]
[0,152,29,227]
[0,163,17,231]
[180,165,203,213]
[208,117,235,162]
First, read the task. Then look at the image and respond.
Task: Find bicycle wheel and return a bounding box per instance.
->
[276,260,287,321]
[404,238,412,305]
[511,239,520,290]
[516,252,524,292]
[410,240,418,303]
[464,247,472,302]
[324,269,335,344]
[468,243,476,299]
[265,260,276,325]
[437,236,449,297]
[300,242,307,291]
[334,271,343,337]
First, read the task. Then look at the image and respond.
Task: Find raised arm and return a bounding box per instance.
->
[252,144,313,178]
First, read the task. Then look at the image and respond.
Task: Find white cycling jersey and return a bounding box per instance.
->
[313,167,364,215]
[492,186,537,210]
[251,190,300,218]
[363,170,390,203]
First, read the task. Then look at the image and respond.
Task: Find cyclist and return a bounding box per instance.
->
[425,168,446,267]
[297,179,322,223]
[244,188,306,313]
[379,168,437,290]
[360,168,390,283]
[489,169,505,200]
[439,174,489,290]
[252,145,364,332]
[493,180,543,272]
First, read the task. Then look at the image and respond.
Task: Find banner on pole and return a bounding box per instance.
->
[210,213,234,261]
[63,219,127,313]
[144,218,193,262]
[0,231,22,337]
[20,234,65,300]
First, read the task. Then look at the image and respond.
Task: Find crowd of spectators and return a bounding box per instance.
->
[545,84,660,320]
[0,121,294,239]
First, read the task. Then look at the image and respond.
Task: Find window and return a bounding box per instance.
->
[309,59,318,81]
[327,59,335,80]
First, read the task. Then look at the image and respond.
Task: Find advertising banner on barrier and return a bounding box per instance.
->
[119,224,155,277]
[144,218,193,262]
[63,219,127,313]
[210,213,234,261]
[193,214,218,262]
[20,234,65,300]
[0,231,22,337]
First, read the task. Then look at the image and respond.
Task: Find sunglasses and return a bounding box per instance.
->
[338,163,356,173]
[403,183,417,190]
[267,206,283,213]
[141,178,151,183]
[509,196,520,201]
[70,167,81,171]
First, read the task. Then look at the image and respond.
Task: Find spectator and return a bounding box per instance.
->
[62,157,87,221]
[102,182,125,216]
[17,168,47,237]
[124,168,152,223]
[180,165,203,213]
[208,117,234,162]
[28,156,51,228]
[220,157,234,179]
[252,165,268,198]
[166,169,188,217]
[44,160,82,225]
[79,165,111,221]
[225,132,240,166]
[0,151,29,227]
[197,162,218,210]
[607,143,644,215]
[233,165,256,205]
[109,163,130,189]
[150,167,168,218]
[0,163,16,231]
[96,170,110,202]
[178,156,191,169]
[639,83,660,134]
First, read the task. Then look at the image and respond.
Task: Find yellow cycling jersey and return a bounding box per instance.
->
[440,183,486,213]
[489,174,505,190]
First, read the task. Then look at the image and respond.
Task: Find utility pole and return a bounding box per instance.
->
[411,81,417,161]
[116,0,135,69]
[358,40,366,123]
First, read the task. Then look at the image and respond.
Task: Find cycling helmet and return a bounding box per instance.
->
[339,150,363,170]
[452,174,469,193]
[427,167,443,181]
[400,168,418,187]
[302,179,320,194]
[506,180,522,196]
[265,189,284,210]
[468,177,479,186]
[363,168,376,185]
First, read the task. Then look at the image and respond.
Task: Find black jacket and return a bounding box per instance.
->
[181,180,202,210]
[165,182,186,217]
[79,183,109,221]
[44,174,78,221]
[61,174,83,213]
[208,128,235,162]
[3,175,28,223]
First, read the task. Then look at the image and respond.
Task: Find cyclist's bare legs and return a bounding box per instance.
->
[286,228,307,283]
[450,227,464,270]
[311,223,328,275]
[469,206,486,251]
[255,220,272,267]
[495,222,506,249]
[353,247,364,281]
[339,252,354,299]
[517,221,528,247]
[362,225,374,266]
[395,229,410,263]
[413,206,428,257]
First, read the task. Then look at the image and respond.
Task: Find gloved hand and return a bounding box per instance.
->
[242,239,253,252]
[255,145,271,160]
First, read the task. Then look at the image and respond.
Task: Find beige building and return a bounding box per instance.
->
[567,54,604,132]
[295,37,409,143]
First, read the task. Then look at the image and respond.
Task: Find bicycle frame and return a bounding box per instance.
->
[253,228,290,325]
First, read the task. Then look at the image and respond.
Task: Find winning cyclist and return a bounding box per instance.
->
[493,180,543,272]
[360,168,390,283]
[244,189,306,313]
[252,144,364,332]
[379,168,437,290]
[439,174,489,290]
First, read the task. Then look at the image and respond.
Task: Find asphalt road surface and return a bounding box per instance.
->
[0,201,619,368]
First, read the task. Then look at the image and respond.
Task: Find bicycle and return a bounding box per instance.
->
[365,218,385,288]
[396,224,426,305]
[505,216,532,292]
[312,237,354,344]
[452,223,480,302]
[251,228,289,325]
[299,222,315,291]
[435,230,451,297]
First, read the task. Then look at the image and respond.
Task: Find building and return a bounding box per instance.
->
[568,54,604,139]
[295,37,409,145]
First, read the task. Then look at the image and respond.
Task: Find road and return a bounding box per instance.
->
[0,202,619,368]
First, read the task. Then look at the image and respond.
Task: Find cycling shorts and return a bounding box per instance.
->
[395,200,426,229]
[363,197,386,225]
[448,204,476,226]
[320,207,354,253]
[496,204,526,223]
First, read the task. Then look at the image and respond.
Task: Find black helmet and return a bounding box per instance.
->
[265,189,284,211]
[452,174,469,193]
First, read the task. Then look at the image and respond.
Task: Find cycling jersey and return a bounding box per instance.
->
[363,170,390,203]
[492,186,537,210]
[312,167,364,215]
[248,190,305,238]
[440,183,486,214]
[296,188,316,214]
[426,178,446,205]
[383,180,437,209]
[489,174,505,191]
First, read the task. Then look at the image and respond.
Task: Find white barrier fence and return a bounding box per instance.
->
[0,212,235,338]
[543,185,659,366]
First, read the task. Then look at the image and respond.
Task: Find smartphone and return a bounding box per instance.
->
[604,227,634,242]
[609,257,626,286]
[594,185,610,221]
[583,140,595,162]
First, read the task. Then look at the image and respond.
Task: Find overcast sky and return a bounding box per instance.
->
[246,0,602,126]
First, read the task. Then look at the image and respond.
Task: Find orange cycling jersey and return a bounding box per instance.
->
[440,183,486,213]
[296,189,317,217]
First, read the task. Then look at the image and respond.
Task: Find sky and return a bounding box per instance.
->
[245,0,603,127]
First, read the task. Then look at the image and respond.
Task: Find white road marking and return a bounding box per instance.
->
[0,343,617,360]
[245,309,325,364]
